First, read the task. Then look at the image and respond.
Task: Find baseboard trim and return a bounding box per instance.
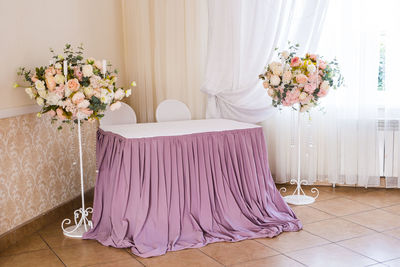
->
[0,188,94,251]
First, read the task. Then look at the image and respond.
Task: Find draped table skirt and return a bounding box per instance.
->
[83,125,302,257]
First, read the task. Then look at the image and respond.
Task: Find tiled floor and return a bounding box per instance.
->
[2,185,400,266]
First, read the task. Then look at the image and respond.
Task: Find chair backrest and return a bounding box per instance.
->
[156,99,191,122]
[100,102,137,126]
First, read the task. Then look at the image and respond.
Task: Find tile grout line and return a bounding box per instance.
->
[123,249,146,266]
[37,232,67,267]
[197,248,227,267]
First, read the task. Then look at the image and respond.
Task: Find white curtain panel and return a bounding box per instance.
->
[121,0,208,122]
[201,0,298,123]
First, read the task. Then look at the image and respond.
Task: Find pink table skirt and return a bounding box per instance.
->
[83,127,302,257]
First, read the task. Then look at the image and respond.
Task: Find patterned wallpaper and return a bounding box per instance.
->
[0,113,97,235]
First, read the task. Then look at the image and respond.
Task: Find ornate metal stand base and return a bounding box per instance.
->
[61,207,93,238]
[280,179,319,206]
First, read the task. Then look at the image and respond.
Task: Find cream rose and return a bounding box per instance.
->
[282,71,292,83]
[114,88,125,100]
[281,50,289,59]
[72,91,85,104]
[307,64,316,73]
[270,75,281,86]
[82,64,93,77]
[36,97,44,106]
[54,74,65,85]
[83,87,94,97]
[35,80,45,91]
[267,88,275,97]
[46,92,62,105]
[38,89,47,98]
[77,99,90,109]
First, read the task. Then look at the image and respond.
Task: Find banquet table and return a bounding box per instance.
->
[83,119,302,257]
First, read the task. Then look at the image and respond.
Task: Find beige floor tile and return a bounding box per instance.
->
[291,205,334,224]
[383,258,400,266]
[52,242,133,267]
[86,258,143,267]
[137,249,222,267]
[229,254,303,267]
[199,239,278,266]
[338,233,400,262]
[345,189,400,208]
[384,204,400,215]
[303,218,376,242]
[311,198,374,216]
[0,233,48,256]
[38,219,99,248]
[0,249,64,267]
[344,210,400,232]
[287,243,376,267]
[256,230,330,253]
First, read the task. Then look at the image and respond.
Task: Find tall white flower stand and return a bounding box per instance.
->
[279,109,319,205]
[61,120,93,238]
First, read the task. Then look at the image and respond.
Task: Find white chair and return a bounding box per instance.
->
[156,99,191,122]
[100,102,137,126]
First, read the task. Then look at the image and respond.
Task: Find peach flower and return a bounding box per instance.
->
[319,60,327,70]
[67,78,80,92]
[46,76,56,91]
[31,75,38,83]
[295,74,308,84]
[304,83,316,93]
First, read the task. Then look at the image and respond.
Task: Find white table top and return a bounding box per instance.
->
[100,119,260,138]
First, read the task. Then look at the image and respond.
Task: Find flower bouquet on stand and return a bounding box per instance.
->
[259,43,343,205]
[16,43,135,237]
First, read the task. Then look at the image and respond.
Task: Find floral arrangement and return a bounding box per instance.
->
[259,43,343,112]
[16,44,135,128]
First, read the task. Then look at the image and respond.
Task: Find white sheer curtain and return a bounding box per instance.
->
[268,0,400,187]
[201,0,296,123]
[121,0,208,122]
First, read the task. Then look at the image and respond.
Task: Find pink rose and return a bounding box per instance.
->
[55,84,65,97]
[319,60,327,70]
[46,76,56,91]
[290,57,301,67]
[296,74,308,84]
[304,83,316,93]
[56,108,66,120]
[317,89,328,97]
[72,91,85,104]
[74,67,83,81]
[67,78,80,92]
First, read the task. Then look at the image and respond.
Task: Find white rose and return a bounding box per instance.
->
[54,74,65,84]
[110,101,122,111]
[25,87,35,99]
[46,92,62,105]
[125,89,132,97]
[55,63,62,69]
[114,88,125,100]
[270,75,281,86]
[281,50,289,59]
[77,99,90,109]
[267,88,275,97]
[38,89,47,98]
[35,80,45,90]
[307,64,316,73]
[83,87,94,97]
[299,92,307,101]
[269,62,283,76]
[320,80,330,91]
[64,87,72,97]
[82,65,93,77]
[282,70,292,83]
[36,97,44,106]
